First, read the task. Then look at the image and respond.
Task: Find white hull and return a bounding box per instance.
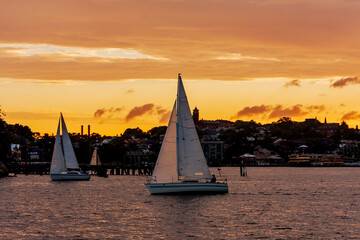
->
[145,182,228,194]
[50,172,90,181]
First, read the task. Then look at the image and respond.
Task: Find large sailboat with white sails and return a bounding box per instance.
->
[145,74,228,194]
[50,113,90,181]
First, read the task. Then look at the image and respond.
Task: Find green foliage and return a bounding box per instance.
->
[122,127,149,139]
[0,118,11,162]
[147,126,167,137]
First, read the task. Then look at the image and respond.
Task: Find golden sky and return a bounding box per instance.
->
[1,0,360,135]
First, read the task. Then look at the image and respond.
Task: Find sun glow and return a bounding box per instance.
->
[1,0,360,135]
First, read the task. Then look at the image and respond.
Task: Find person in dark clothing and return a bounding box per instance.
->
[210,174,216,183]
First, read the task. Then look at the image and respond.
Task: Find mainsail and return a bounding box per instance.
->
[60,113,80,170]
[151,101,178,183]
[90,148,101,166]
[50,119,66,174]
[176,74,211,179]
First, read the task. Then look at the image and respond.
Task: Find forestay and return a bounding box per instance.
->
[50,119,66,174]
[150,101,178,183]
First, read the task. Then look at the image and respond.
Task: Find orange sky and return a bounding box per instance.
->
[1,0,360,135]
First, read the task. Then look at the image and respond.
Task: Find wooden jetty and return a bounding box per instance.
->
[5,162,154,176]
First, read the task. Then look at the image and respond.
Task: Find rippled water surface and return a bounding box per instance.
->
[1,167,360,239]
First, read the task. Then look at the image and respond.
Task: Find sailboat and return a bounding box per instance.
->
[50,113,90,181]
[90,148,101,166]
[145,74,228,194]
[89,147,107,177]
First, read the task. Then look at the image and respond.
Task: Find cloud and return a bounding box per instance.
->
[94,108,106,118]
[123,104,171,123]
[284,79,301,88]
[1,1,360,82]
[235,105,271,118]
[156,106,171,123]
[156,106,167,115]
[216,53,281,62]
[342,111,360,120]
[125,103,155,122]
[159,111,171,123]
[307,105,326,112]
[94,107,123,118]
[233,104,326,120]
[269,104,306,119]
[125,89,135,94]
[331,76,360,88]
[0,43,166,60]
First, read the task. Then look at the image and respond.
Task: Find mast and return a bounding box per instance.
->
[176,73,181,180]
[60,113,80,170]
[176,74,211,179]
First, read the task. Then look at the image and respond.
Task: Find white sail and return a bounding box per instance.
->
[60,113,80,169]
[50,119,66,174]
[90,148,101,166]
[177,74,211,179]
[151,101,178,183]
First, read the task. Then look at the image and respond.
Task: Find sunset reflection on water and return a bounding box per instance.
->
[1,167,360,239]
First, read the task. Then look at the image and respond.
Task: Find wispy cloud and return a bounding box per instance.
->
[233,104,326,120]
[0,43,167,60]
[216,53,281,62]
[307,105,326,112]
[125,89,135,94]
[94,107,123,118]
[125,104,155,122]
[235,105,271,118]
[11,79,85,85]
[156,106,171,123]
[284,79,301,88]
[331,76,360,88]
[342,111,360,120]
[269,105,306,119]
[124,104,171,123]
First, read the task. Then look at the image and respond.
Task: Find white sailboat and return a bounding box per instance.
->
[89,147,107,177]
[50,113,90,181]
[90,148,101,166]
[145,74,228,194]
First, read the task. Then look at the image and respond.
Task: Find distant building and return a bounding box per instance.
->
[27,147,44,162]
[193,107,199,124]
[253,146,284,165]
[200,134,224,166]
[199,120,233,130]
[304,118,321,125]
[317,123,339,137]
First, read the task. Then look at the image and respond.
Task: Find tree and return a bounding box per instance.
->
[122,127,149,139]
[0,107,11,162]
[147,126,167,137]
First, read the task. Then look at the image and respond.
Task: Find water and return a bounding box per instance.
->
[1,167,360,239]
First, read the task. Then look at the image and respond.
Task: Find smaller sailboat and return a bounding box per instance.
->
[90,148,101,166]
[145,74,228,194]
[89,147,108,177]
[50,113,90,181]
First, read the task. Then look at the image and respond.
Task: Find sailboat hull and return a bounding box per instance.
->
[145,182,228,194]
[50,172,90,181]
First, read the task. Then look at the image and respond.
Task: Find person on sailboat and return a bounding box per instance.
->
[210,174,216,183]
